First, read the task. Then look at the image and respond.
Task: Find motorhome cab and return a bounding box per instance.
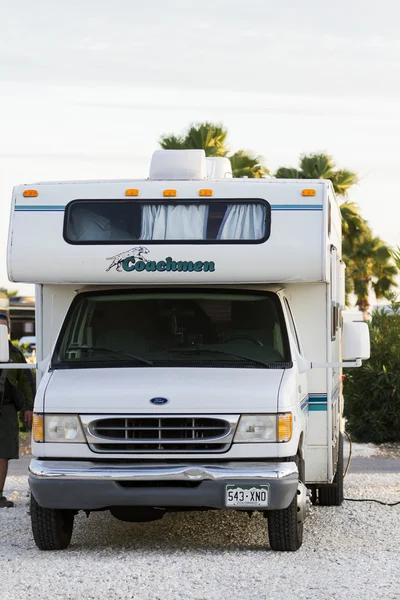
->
[2,150,370,551]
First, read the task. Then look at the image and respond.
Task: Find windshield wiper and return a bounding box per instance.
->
[166,346,273,368]
[66,345,153,366]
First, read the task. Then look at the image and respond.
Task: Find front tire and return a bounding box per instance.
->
[267,484,305,551]
[30,494,75,550]
[318,432,344,506]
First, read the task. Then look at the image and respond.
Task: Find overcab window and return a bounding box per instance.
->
[64,199,270,245]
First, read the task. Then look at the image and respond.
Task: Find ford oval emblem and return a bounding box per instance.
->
[150,397,169,405]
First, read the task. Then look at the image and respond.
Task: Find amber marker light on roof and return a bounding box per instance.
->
[125,189,139,196]
[199,189,213,197]
[302,189,316,197]
[163,189,177,197]
[23,190,38,197]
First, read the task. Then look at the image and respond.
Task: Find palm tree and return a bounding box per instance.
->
[344,233,397,318]
[159,122,228,157]
[275,153,358,196]
[159,122,269,178]
[229,150,270,178]
[340,202,369,250]
[391,247,400,271]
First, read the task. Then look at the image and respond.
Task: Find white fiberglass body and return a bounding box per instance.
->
[5,150,369,552]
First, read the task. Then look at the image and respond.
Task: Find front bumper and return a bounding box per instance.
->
[29,459,299,511]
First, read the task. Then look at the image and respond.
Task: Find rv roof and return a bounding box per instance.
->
[20,178,331,187]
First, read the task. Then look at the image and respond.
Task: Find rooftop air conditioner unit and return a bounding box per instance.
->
[149,150,207,180]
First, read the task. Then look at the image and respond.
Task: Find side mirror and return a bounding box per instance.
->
[0,324,9,363]
[297,353,311,374]
[342,321,370,361]
[37,355,51,373]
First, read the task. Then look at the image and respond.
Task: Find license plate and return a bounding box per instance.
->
[225,485,269,508]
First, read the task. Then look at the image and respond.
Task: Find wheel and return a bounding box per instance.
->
[30,494,75,550]
[267,454,310,552]
[267,482,308,551]
[318,432,344,506]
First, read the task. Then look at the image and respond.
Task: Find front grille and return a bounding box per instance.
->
[85,416,236,453]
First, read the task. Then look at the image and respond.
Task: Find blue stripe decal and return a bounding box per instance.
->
[300,390,340,412]
[271,204,323,211]
[15,204,323,213]
[299,394,328,412]
[300,396,309,412]
[15,205,65,212]
[308,393,328,412]
[309,395,328,403]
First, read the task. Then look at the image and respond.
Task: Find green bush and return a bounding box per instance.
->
[344,303,400,443]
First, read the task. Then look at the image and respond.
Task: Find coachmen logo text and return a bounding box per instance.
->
[106,246,215,273]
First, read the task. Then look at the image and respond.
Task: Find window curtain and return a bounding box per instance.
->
[217,204,265,240]
[141,205,209,240]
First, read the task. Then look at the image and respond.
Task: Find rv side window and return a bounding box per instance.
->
[328,200,332,238]
[283,298,302,354]
[330,246,339,341]
[64,199,270,244]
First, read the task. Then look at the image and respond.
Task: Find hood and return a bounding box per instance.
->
[44,367,284,414]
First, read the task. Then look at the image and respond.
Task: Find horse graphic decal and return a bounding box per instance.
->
[106,246,150,272]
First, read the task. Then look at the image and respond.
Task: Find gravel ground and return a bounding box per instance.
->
[349,441,400,459]
[1,449,399,600]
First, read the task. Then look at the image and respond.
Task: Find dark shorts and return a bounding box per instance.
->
[0,403,19,460]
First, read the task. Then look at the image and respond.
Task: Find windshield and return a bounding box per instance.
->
[53,290,291,369]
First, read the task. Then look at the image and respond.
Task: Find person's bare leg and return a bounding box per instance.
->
[0,458,13,507]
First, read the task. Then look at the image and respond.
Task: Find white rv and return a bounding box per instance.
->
[1,150,370,551]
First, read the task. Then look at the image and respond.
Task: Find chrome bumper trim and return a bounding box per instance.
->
[29,459,298,482]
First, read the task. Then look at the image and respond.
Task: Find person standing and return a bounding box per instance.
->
[0,313,34,508]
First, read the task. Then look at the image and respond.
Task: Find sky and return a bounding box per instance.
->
[1,0,400,297]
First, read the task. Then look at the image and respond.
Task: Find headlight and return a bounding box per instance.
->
[234,413,293,443]
[44,414,85,443]
[234,415,277,443]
